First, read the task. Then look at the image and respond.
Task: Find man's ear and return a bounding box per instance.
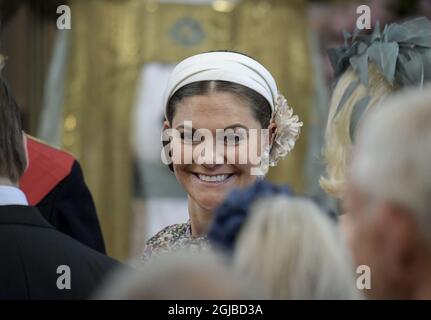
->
[22,132,29,170]
[163,120,171,130]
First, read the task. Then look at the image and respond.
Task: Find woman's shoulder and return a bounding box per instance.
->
[146,223,189,247]
[142,222,189,259]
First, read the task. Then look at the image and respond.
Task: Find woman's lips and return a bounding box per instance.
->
[191,173,235,185]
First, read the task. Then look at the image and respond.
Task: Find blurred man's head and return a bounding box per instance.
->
[0,77,26,185]
[344,87,431,299]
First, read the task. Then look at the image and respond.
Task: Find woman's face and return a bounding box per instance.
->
[166,92,270,211]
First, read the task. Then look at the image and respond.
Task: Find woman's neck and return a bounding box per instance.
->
[188,197,213,238]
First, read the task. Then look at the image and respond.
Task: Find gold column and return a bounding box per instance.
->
[62,0,142,260]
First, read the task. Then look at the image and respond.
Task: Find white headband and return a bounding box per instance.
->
[163,52,279,118]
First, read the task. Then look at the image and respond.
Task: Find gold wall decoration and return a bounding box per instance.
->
[62,0,143,260]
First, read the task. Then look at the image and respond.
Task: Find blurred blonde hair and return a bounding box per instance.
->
[320,64,394,198]
[233,196,362,299]
[96,249,254,299]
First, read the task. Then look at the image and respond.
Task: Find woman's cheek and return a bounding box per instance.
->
[225,145,238,165]
[247,138,263,170]
[168,137,182,165]
[170,138,195,165]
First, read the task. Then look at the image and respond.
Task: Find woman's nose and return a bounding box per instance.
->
[197,142,225,166]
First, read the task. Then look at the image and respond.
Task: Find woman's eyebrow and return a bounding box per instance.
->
[175,124,249,132]
[224,124,249,131]
[175,124,193,130]
[175,124,196,135]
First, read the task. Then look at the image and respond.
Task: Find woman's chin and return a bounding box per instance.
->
[191,193,228,211]
[189,190,235,211]
[182,173,244,210]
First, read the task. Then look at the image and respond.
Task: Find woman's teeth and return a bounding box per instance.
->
[197,174,230,182]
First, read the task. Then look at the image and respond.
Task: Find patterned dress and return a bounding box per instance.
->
[142,220,209,261]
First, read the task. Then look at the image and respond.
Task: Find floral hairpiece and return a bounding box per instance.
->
[327,17,431,140]
[268,94,303,167]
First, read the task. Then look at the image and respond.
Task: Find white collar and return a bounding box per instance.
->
[0,185,29,206]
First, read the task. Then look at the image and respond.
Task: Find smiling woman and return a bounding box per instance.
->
[142,51,302,261]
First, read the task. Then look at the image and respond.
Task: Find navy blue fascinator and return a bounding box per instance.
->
[208,180,293,252]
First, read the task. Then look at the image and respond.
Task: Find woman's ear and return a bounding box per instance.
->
[268,122,277,145]
[162,121,175,172]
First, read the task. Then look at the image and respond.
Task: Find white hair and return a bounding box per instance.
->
[351,86,431,242]
[233,196,362,299]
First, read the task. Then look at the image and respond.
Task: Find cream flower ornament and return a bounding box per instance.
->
[269,94,303,166]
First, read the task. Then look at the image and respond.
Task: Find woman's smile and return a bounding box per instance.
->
[190,171,237,186]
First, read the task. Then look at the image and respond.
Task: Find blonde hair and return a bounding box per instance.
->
[320,64,394,198]
[233,196,362,299]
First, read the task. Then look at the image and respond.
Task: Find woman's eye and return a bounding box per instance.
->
[181,131,204,145]
[224,134,244,145]
[180,132,194,144]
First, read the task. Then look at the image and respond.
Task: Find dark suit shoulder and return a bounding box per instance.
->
[0,206,120,299]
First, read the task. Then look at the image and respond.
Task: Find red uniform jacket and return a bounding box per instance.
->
[19,136,106,254]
